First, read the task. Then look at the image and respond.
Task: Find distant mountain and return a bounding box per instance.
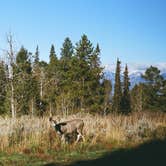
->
[103,63,166,92]
[128,72,146,88]
[104,69,166,89]
[162,73,166,78]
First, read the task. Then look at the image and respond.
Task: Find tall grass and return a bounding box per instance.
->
[0,111,166,154]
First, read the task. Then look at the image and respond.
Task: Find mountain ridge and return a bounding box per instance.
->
[104,67,166,89]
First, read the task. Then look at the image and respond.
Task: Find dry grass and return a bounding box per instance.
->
[0,111,166,154]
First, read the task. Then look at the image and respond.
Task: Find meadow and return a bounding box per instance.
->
[0,111,166,165]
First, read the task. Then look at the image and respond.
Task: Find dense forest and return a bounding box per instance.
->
[0,34,166,117]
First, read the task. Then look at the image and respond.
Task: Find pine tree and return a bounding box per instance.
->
[31,46,41,116]
[142,66,164,110]
[142,66,163,85]
[36,61,48,116]
[159,80,166,112]
[46,44,59,115]
[34,45,39,64]
[131,84,147,112]
[88,44,103,111]
[49,44,57,64]
[60,37,73,60]
[101,79,112,115]
[73,34,94,110]
[121,64,131,114]
[0,61,7,114]
[14,46,32,115]
[57,38,74,115]
[112,59,122,113]
[60,37,73,86]
[90,44,103,80]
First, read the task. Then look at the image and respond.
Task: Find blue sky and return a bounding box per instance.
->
[0,0,166,66]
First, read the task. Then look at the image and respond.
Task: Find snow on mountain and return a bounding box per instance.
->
[104,70,145,88]
[104,63,166,89]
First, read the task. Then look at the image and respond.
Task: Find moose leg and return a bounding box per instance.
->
[61,134,71,144]
[76,132,84,143]
[76,133,81,143]
[61,134,66,144]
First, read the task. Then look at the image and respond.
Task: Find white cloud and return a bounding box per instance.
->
[104,62,166,74]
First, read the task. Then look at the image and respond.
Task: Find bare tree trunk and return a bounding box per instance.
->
[6,33,16,118]
[138,86,143,112]
[11,82,15,118]
[31,99,34,116]
[40,76,43,99]
[49,102,52,116]
[40,69,44,99]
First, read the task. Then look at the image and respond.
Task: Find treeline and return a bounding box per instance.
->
[0,34,165,117]
[113,59,166,114]
[0,34,108,117]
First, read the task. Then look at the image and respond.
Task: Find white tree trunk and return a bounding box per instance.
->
[31,99,34,116]
[11,80,15,118]
[7,33,16,118]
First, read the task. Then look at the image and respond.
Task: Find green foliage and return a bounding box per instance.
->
[71,35,103,112]
[158,80,166,112]
[45,44,60,114]
[101,79,112,114]
[61,37,73,60]
[130,84,147,112]
[34,45,39,64]
[14,47,33,115]
[130,66,166,112]
[1,35,166,116]
[112,59,122,112]
[142,66,163,85]
[141,66,165,111]
[59,37,73,90]
[151,126,166,140]
[121,65,131,114]
[0,62,7,114]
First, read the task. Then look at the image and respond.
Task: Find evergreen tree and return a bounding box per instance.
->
[49,44,57,65]
[159,79,166,112]
[57,38,74,115]
[131,84,147,112]
[46,44,59,115]
[0,61,7,114]
[101,79,112,115]
[88,44,103,111]
[36,61,48,116]
[34,45,39,64]
[14,47,32,115]
[60,37,73,86]
[60,37,73,60]
[112,59,122,112]
[33,46,40,78]
[73,34,94,109]
[90,44,103,80]
[72,34,104,111]
[31,46,41,116]
[142,66,163,85]
[142,66,164,110]
[121,64,131,114]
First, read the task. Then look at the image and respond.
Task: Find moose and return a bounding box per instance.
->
[49,117,84,143]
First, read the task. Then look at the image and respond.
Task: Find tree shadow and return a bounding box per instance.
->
[45,138,166,166]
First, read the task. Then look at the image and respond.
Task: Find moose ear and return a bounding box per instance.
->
[49,117,57,123]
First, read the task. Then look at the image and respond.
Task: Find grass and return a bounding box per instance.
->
[0,111,166,165]
[0,150,109,166]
